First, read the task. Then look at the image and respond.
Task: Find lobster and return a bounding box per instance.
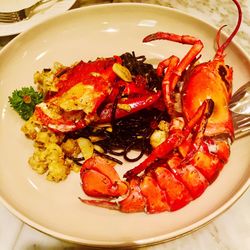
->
[34,56,161,132]
[79,0,242,213]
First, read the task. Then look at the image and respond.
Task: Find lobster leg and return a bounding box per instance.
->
[143,33,203,87]
[156,56,180,112]
[98,91,161,123]
[143,32,203,115]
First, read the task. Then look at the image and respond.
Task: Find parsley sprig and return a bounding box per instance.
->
[8,87,43,121]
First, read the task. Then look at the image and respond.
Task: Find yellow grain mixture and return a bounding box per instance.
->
[21,62,95,182]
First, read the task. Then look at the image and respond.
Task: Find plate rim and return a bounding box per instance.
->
[0,179,249,247]
[0,0,77,37]
[0,2,249,247]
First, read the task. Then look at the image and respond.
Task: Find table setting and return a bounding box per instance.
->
[0,0,249,249]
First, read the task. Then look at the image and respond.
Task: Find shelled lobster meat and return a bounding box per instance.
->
[79,0,242,213]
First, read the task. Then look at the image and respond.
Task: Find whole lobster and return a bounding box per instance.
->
[79,0,242,213]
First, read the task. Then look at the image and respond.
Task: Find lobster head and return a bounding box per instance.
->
[182,59,234,139]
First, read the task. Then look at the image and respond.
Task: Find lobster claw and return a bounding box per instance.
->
[34,58,118,133]
[98,91,161,123]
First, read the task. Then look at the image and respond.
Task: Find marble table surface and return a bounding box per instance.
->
[0,0,249,249]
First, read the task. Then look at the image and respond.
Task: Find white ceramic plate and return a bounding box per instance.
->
[0,0,39,12]
[0,3,249,248]
[0,0,76,36]
[0,0,40,12]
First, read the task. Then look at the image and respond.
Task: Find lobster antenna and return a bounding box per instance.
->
[216,24,227,49]
[215,0,242,58]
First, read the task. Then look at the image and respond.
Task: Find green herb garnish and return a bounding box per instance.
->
[8,86,43,120]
